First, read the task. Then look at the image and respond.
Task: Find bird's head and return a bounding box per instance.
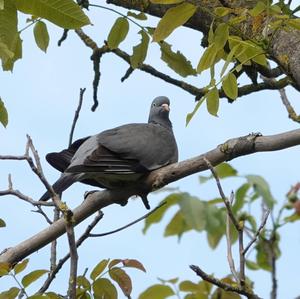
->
[148,96,172,128]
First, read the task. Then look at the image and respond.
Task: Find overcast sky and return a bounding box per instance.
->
[1,5,300,298]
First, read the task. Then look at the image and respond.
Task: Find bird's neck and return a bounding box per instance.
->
[149,117,173,130]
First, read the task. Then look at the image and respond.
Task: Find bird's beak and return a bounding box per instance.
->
[161,103,170,111]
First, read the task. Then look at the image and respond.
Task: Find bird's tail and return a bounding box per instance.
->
[39,174,78,201]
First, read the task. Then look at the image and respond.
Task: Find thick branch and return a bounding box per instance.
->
[1,128,300,265]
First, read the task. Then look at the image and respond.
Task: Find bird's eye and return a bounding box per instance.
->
[153,103,156,107]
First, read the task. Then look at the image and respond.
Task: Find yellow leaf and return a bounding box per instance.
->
[222,73,238,100]
[196,44,218,73]
[130,30,149,68]
[153,2,196,42]
[107,17,129,49]
[206,87,219,116]
[14,0,90,29]
[33,21,49,52]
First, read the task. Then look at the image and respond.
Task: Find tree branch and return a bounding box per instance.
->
[1,128,300,265]
[69,88,86,146]
[105,0,300,90]
[190,265,262,299]
[39,212,103,293]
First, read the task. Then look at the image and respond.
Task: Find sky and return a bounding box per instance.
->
[1,4,300,299]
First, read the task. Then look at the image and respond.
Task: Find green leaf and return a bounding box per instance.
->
[284,213,300,223]
[0,40,14,64]
[197,44,218,73]
[130,30,149,68]
[45,292,63,299]
[249,1,266,16]
[186,96,206,126]
[14,259,29,275]
[93,278,117,299]
[179,280,201,292]
[179,194,206,231]
[150,0,183,3]
[108,259,122,269]
[214,23,229,50]
[287,19,300,30]
[77,275,91,291]
[153,2,196,42]
[215,163,237,178]
[164,210,192,238]
[158,277,179,284]
[222,73,238,100]
[2,33,22,71]
[246,175,276,208]
[14,0,90,29]
[0,0,20,70]
[138,284,175,299]
[205,204,225,249]
[127,11,147,20]
[33,21,49,52]
[143,193,182,233]
[107,17,129,49]
[214,7,232,16]
[27,295,47,299]
[220,43,240,77]
[0,98,8,127]
[90,259,109,281]
[160,42,196,77]
[109,267,132,297]
[122,259,146,272]
[245,259,260,270]
[13,0,90,29]
[21,270,48,288]
[0,287,20,299]
[0,0,4,9]
[232,183,250,213]
[0,218,6,227]
[0,262,10,275]
[206,87,219,116]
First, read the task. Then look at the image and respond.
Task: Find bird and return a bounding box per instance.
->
[40,96,178,209]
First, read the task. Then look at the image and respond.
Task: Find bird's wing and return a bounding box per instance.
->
[98,123,178,170]
[66,134,146,174]
[46,136,90,172]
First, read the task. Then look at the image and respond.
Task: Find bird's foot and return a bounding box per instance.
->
[140,194,150,210]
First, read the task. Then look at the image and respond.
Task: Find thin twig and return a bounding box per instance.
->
[69,88,86,146]
[190,265,262,299]
[226,191,239,283]
[50,208,60,271]
[39,212,103,293]
[32,207,53,224]
[243,209,270,255]
[0,174,54,207]
[58,29,69,46]
[65,211,78,299]
[89,202,166,237]
[270,237,277,299]
[204,157,247,288]
[261,73,300,123]
[238,222,245,288]
[203,157,240,230]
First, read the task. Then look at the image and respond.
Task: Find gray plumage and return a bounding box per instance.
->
[40,96,178,207]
